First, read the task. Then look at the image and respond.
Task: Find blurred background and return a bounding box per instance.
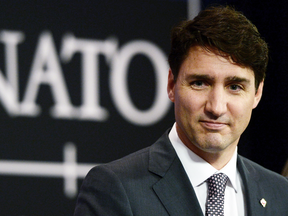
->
[0,0,287,215]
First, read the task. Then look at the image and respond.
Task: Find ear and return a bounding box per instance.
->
[167,69,176,103]
[253,80,264,109]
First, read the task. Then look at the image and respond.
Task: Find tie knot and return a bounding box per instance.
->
[207,173,228,197]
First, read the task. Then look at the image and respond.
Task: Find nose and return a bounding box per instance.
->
[205,86,227,118]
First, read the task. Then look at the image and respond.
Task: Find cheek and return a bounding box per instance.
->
[229,100,254,127]
[178,90,205,107]
[229,95,255,113]
[174,87,208,118]
[177,95,202,116]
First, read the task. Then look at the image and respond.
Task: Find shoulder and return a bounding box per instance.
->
[92,146,151,176]
[75,130,174,215]
[88,129,173,178]
[78,145,155,210]
[74,148,153,216]
[85,129,174,187]
[85,146,150,181]
[238,155,288,185]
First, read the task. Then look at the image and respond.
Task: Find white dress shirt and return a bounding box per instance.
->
[168,124,246,216]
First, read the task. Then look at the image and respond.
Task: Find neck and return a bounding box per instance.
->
[198,149,236,170]
[188,142,237,170]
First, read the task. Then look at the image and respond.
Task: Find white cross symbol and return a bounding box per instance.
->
[0,143,97,198]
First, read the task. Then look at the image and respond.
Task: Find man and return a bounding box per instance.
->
[74,6,288,216]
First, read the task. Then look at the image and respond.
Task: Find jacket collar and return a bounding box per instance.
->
[148,130,267,216]
[148,130,204,216]
[237,155,267,216]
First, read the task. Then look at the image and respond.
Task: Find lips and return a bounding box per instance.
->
[199,120,228,130]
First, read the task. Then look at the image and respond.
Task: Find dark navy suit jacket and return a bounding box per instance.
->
[74,131,288,215]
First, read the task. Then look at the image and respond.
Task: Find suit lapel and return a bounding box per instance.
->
[149,131,271,216]
[237,156,267,216]
[148,131,203,216]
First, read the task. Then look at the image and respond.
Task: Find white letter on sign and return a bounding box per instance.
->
[61,34,117,121]
[20,31,74,118]
[0,30,24,116]
[110,40,171,126]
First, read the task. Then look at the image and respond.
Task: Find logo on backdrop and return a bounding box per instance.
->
[0,30,171,126]
[0,30,172,198]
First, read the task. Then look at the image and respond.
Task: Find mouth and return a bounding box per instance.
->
[199,120,228,131]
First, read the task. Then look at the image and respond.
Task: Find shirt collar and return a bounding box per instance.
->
[169,123,239,193]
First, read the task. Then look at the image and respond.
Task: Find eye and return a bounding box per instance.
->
[191,80,207,89]
[193,81,204,86]
[228,84,243,91]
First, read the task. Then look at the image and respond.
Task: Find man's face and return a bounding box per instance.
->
[167,46,263,160]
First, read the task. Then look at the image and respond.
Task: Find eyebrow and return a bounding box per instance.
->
[225,76,251,84]
[186,74,215,81]
[186,74,251,84]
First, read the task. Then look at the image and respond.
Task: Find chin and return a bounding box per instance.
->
[197,136,228,152]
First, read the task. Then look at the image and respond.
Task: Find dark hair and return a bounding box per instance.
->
[168,6,268,89]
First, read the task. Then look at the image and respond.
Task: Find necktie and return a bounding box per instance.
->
[205,173,228,216]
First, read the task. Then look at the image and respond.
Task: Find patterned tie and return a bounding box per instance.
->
[205,173,229,216]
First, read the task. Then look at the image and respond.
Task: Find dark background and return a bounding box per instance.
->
[0,0,287,215]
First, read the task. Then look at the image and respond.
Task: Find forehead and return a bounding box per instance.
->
[180,46,255,82]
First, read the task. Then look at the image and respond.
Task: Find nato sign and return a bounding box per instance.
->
[1,0,287,215]
[0,1,186,215]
